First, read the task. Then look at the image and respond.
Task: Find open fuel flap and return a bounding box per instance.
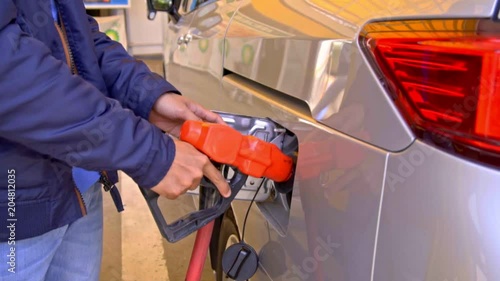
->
[139,112,298,243]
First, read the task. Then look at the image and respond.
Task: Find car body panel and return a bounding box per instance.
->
[158,0,500,280]
[220,73,388,280]
[222,0,497,152]
[375,141,500,281]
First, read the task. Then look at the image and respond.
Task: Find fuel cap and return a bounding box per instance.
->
[222,242,259,280]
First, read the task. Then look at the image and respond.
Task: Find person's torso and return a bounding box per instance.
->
[0,0,113,241]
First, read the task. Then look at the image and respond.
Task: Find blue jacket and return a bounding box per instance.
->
[0,0,177,241]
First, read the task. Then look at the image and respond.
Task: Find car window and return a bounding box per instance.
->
[181,0,215,14]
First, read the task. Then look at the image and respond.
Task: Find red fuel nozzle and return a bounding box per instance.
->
[180,120,293,182]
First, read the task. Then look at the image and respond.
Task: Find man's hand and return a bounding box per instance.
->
[149,94,225,137]
[149,94,229,199]
[150,139,231,199]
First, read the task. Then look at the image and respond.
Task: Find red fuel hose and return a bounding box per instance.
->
[185,221,215,281]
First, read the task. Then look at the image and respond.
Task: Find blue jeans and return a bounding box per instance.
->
[0,182,103,281]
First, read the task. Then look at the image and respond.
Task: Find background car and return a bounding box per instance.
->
[148,0,500,280]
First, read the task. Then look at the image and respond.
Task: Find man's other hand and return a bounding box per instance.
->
[149,94,225,137]
[150,139,231,199]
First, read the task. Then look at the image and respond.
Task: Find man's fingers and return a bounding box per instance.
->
[203,162,231,198]
[183,109,202,122]
[187,102,225,124]
[189,178,201,190]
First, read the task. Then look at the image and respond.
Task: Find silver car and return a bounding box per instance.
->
[147,0,500,280]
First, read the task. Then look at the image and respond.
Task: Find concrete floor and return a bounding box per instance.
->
[100,172,215,281]
[99,57,215,281]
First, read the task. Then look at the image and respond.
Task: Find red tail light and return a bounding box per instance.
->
[363,19,500,166]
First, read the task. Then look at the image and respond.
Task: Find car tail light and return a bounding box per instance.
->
[362,19,500,167]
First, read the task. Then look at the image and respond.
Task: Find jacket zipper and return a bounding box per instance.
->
[100,171,125,212]
[53,6,84,214]
[59,20,77,75]
[72,176,88,216]
[53,12,77,74]
[99,171,113,191]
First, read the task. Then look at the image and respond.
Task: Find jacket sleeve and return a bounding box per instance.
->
[88,15,180,120]
[0,3,174,188]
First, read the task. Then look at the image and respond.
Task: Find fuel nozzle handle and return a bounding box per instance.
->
[139,120,293,243]
[180,120,293,183]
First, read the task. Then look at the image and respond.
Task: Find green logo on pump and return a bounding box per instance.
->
[241,44,254,65]
[105,29,119,42]
[199,39,209,53]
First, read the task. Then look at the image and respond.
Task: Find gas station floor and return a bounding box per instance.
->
[100,172,214,281]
